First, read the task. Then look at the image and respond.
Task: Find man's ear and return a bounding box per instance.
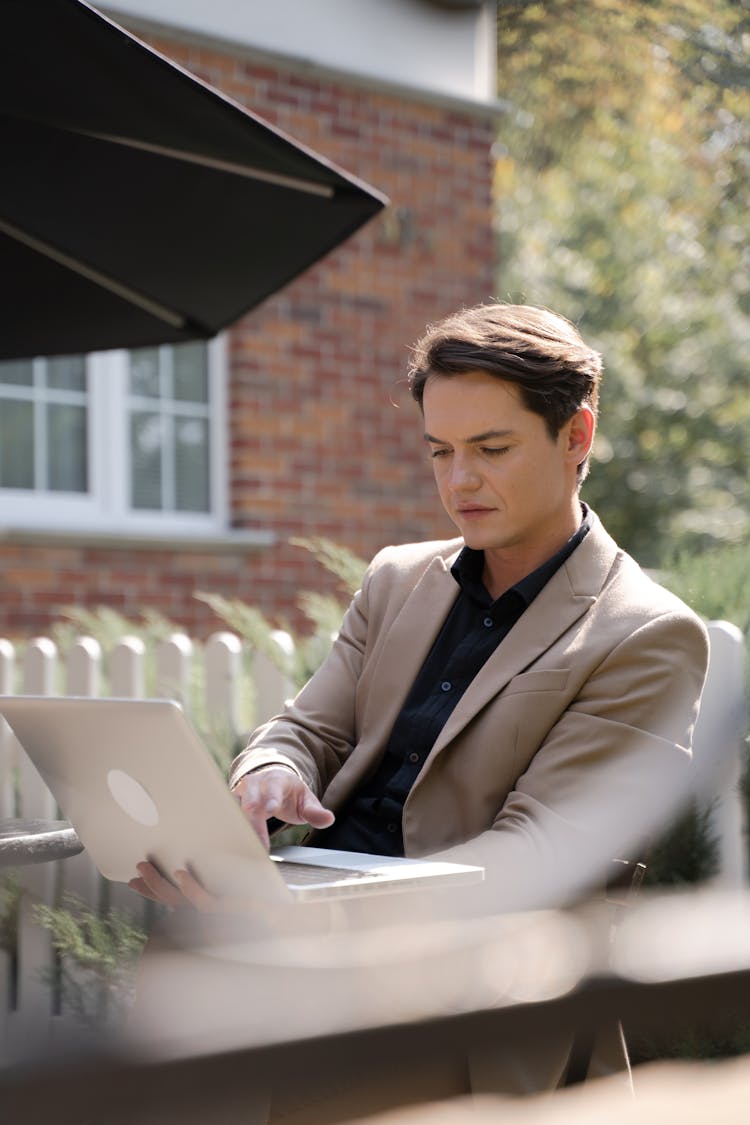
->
[566,406,595,466]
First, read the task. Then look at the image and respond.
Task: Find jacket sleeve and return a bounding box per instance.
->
[228,558,375,795]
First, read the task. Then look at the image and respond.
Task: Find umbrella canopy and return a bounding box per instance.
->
[0,0,388,360]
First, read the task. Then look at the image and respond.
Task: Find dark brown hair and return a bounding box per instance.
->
[408,303,602,480]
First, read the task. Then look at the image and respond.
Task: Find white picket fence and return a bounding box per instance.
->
[0,629,295,1064]
[690,621,748,887]
[0,621,747,1065]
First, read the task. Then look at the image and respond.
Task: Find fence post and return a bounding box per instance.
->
[22,638,57,701]
[0,640,17,819]
[205,632,243,734]
[14,639,59,1057]
[0,638,15,695]
[66,636,102,698]
[20,639,58,818]
[0,640,17,1057]
[109,636,146,698]
[251,630,295,726]
[155,634,193,710]
[62,638,104,921]
[695,621,748,888]
[106,636,153,926]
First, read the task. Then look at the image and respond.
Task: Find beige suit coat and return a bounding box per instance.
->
[231,513,709,911]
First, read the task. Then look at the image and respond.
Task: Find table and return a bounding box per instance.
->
[0,817,83,867]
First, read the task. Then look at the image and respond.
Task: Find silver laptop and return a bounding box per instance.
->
[0,696,483,902]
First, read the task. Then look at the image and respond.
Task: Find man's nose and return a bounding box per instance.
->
[448,456,480,491]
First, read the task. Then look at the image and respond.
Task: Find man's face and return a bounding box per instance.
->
[422,370,593,569]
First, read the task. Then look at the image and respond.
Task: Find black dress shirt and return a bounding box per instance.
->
[315,506,592,857]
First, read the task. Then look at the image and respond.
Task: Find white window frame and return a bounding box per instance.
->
[0,335,228,537]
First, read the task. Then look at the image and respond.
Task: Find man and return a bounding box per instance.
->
[131,303,708,1106]
[221,303,708,907]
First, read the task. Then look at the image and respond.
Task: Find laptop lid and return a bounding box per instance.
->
[0,696,483,902]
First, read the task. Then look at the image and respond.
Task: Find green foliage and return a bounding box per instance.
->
[629,1018,750,1066]
[276,538,367,682]
[0,871,21,956]
[198,538,368,689]
[296,592,349,646]
[52,604,184,710]
[289,537,367,680]
[195,585,319,690]
[495,0,750,566]
[293,592,350,683]
[643,801,720,888]
[32,894,148,1026]
[289,536,367,596]
[660,540,750,639]
[194,591,284,665]
[53,604,175,656]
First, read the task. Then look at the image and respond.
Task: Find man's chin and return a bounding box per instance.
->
[459,530,498,551]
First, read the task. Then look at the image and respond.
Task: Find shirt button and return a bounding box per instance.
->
[441,681,452,692]
[387,822,398,833]
[483,616,493,628]
[408,752,420,763]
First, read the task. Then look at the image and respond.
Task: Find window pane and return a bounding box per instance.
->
[130,411,164,509]
[0,400,34,487]
[47,355,86,392]
[0,360,33,387]
[47,403,87,492]
[175,417,209,512]
[173,342,208,403]
[129,349,161,398]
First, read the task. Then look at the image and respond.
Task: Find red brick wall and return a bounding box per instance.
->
[1,31,497,641]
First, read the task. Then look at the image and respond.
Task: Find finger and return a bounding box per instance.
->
[238,773,298,823]
[134,861,184,907]
[239,795,273,849]
[235,790,274,849]
[237,777,283,816]
[249,812,271,851]
[235,770,333,840]
[247,775,333,830]
[174,869,221,914]
[300,792,335,829]
[128,876,166,904]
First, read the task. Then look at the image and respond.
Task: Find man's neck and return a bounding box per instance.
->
[481,506,585,601]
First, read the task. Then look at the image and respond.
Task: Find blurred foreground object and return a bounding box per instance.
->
[3,888,750,1122]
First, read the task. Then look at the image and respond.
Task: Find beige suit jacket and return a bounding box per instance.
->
[231,512,709,911]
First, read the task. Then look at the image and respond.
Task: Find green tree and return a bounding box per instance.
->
[495,0,750,565]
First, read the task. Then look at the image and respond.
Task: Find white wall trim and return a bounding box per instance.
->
[0,527,276,552]
[99,5,509,121]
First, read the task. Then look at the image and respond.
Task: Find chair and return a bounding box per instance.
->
[560,858,647,1086]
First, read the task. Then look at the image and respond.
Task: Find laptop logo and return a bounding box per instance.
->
[107,769,160,827]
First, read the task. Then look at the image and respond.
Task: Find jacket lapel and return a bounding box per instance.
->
[424,516,619,761]
[359,550,461,747]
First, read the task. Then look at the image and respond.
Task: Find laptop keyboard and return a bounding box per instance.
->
[275,859,384,885]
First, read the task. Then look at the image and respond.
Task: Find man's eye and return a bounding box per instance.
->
[430,448,451,459]
[482,446,510,456]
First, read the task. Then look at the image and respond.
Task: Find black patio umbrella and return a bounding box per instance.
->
[0,0,388,360]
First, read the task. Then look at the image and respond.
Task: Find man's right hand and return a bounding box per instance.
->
[232,767,335,851]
